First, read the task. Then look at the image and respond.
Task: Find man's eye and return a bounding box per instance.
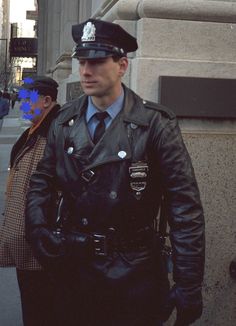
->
[79,59,106,66]
[92,59,106,65]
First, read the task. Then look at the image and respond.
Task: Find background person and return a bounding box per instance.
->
[11,90,18,109]
[0,90,10,131]
[0,76,61,326]
[26,19,205,326]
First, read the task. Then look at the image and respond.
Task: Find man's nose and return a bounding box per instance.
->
[81,61,92,75]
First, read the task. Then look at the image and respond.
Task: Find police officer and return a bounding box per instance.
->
[26,19,205,326]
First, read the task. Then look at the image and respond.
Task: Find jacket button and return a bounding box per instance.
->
[130,123,138,129]
[68,119,74,126]
[118,151,126,159]
[82,218,89,226]
[67,147,74,154]
[109,191,117,199]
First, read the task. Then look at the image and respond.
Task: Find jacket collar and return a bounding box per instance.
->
[85,110,132,171]
[122,86,150,127]
[60,85,151,171]
[59,95,88,125]
[59,85,150,128]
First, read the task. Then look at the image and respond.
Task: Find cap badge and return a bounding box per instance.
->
[81,22,96,42]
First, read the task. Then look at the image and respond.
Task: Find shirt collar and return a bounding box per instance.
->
[86,89,124,123]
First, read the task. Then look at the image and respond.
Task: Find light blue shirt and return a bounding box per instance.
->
[86,89,124,140]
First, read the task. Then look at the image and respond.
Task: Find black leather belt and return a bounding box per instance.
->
[92,226,154,257]
[93,233,108,256]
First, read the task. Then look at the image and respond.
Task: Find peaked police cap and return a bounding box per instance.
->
[71,19,138,59]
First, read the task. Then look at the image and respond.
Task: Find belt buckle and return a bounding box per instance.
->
[81,170,95,182]
[93,234,107,256]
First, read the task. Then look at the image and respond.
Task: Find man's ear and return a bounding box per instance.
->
[43,95,53,108]
[118,57,128,77]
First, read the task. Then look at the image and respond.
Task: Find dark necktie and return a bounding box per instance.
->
[93,111,108,144]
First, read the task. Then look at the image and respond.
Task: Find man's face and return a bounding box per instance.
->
[29,95,47,123]
[78,56,128,98]
[21,95,50,124]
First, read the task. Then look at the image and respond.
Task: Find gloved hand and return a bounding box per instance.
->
[29,226,66,268]
[160,284,203,325]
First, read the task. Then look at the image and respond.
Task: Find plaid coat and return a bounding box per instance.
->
[0,104,60,270]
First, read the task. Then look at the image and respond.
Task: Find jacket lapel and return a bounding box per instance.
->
[86,112,132,170]
[60,87,151,172]
[85,86,151,171]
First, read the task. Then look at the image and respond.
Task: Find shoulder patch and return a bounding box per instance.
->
[143,99,175,119]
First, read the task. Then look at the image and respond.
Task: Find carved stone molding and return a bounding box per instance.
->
[138,0,236,23]
[97,0,236,23]
[50,52,72,80]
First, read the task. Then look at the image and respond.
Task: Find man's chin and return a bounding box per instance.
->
[82,89,100,96]
[83,86,106,96]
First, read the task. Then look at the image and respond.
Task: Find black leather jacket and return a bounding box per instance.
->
[26,85,205,287]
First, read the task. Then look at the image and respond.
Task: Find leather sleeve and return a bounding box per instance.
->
[152,115,205,286]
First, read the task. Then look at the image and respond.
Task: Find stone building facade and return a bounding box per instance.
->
[0,0,10,90]
[37,1,236,325]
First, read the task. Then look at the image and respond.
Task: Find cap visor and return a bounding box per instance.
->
[73,49,114,59]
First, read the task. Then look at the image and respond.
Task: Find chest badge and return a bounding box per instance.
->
[129,162,149,200]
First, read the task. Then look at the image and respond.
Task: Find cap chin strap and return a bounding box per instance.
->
[72,42,126,58]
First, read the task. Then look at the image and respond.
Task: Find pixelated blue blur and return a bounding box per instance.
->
[19,79,41,121]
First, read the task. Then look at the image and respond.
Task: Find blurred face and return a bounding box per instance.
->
[78,56,128,100]
[29,95,47,123]
[22,95,53,124]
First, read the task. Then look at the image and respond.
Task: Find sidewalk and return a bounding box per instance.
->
[0,101,29,211]
[0,101,29,144]
[0,103,25,326]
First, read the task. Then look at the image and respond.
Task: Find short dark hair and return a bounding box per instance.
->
[112,55,127,62]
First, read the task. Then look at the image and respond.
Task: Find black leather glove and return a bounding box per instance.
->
[160,284,203,325]
[29,226,66,268]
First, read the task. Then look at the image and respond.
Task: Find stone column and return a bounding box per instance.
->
[37,0,48,74]
[51,0,80,103]
[37,0,61,76]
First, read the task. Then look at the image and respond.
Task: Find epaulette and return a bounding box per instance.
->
[143,99,176,120]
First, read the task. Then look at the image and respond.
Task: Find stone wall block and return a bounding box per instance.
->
[102,0,140,21]
[137,18,236,62]
[131,58,236,103]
